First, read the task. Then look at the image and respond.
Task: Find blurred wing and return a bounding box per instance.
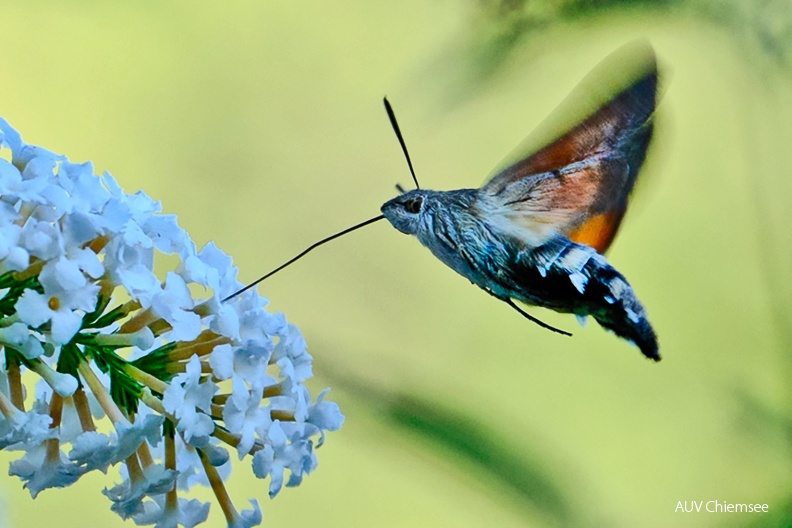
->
[482,42,658,253]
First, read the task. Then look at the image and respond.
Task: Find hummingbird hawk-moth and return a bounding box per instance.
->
[380,43,660,360]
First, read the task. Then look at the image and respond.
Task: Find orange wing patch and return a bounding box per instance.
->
[481,44,657,252]
[567,207,626,254]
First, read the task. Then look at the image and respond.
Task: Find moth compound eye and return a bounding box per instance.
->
[404,196,423,214]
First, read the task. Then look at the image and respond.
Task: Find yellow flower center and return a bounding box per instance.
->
[48,296,61,311]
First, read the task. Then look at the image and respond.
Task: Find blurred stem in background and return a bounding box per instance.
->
[322,363,584,526]
[468,0,791,75]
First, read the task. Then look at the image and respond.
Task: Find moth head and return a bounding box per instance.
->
[381,189,427,235]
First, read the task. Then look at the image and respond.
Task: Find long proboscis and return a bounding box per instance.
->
[222,214,386,302]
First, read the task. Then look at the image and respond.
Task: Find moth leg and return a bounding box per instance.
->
[504,298,572,336]
[483,288,572,337]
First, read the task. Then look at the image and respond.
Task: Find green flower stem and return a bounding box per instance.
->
[124,363,169,394]
[118,307,158,335]
[43,393,64,466]
[198,447,239,527]
[148,319,172,337]
[85,298,139,330]
[191,302,212,318]
[138,389,168,415]
[0,390,19,419]
[92,330,148,348]
[137,437,155,469]
[78,360,127,424]
[213,425,267,455]
[12,259,44,282]
[95,276,114,299]
[164,425,178,513]
[71,387,96,432]
[271,410,295,422]
[29,358,75,397]
[167,333,230,362]
[163,359,213,376]
[125,450,145,484]
[14,202,33,222]
[86,235,110,254]
[209,403,224,418]
[0,313,21,327]
[263,383,283,398]
[211,394,230,405]
[212,426,242,450]
[211,382,283,407]
[48,393,63,425]
[6,353,24,410]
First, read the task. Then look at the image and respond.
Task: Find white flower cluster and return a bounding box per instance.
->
[0,119,343,527]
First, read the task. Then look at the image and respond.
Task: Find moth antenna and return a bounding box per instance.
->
[383,97,420,189]
[395,183,406,194]
[482,288,572,337]
[222,214,386,302]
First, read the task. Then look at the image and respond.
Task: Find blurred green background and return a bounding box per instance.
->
[0,1,791,527]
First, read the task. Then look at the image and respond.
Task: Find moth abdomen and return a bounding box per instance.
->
[583,261,659,361]
[508,238,659,360]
